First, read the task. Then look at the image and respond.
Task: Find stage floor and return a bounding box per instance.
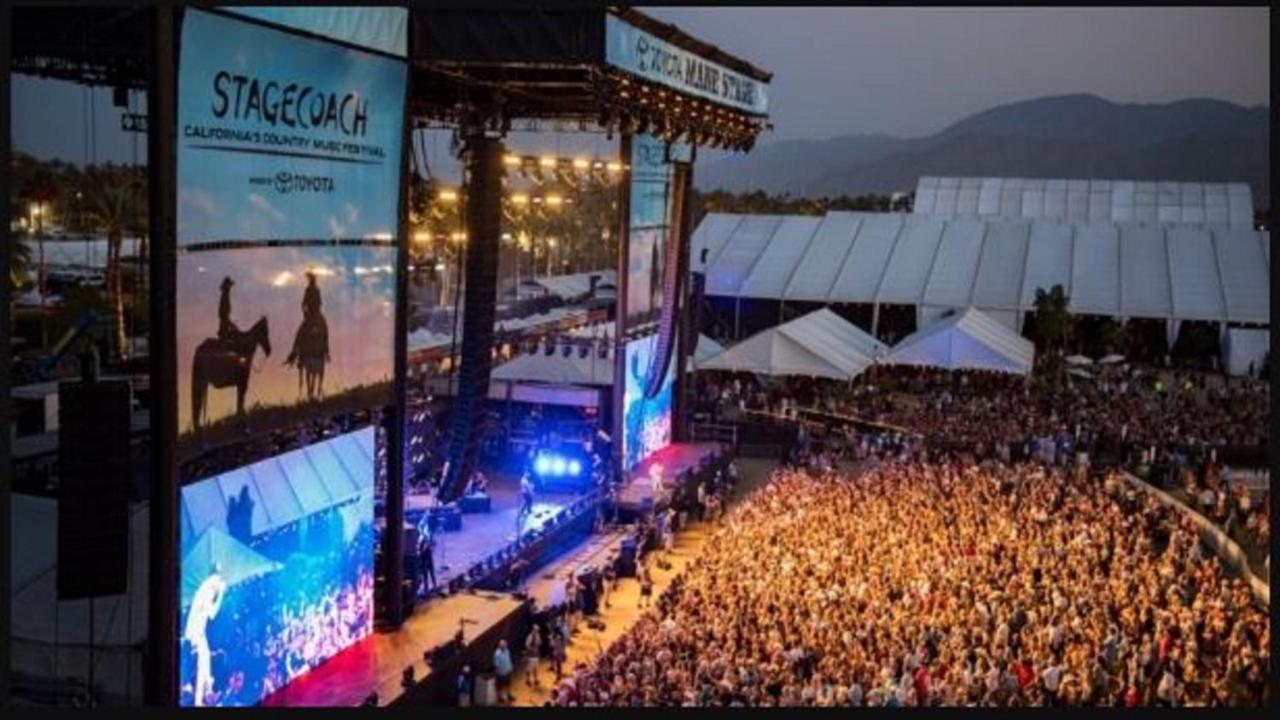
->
[617,442,723,509]
[261,590,522,707]
[411,476,584,590]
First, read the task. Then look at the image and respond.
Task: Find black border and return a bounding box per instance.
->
[6,1,1275,716]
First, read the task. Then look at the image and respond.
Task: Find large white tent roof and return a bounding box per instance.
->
[491,350,614,387]
[914,177,1255,226]
[692,211,1270,325]
[698,307,885,380]
[888,307,1036,375]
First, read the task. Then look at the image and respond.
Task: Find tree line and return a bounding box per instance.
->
[10,151,147,364]
[692,189,913,225]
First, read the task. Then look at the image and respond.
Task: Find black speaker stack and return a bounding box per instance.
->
[441,134,504,502]
[57,379,132,599]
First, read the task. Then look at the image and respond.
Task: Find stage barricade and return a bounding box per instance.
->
[1120,472,1269,608]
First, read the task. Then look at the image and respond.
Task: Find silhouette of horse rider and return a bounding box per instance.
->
[191,276,271,432]
[285,271,330,400]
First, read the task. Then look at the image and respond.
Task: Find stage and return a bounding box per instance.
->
[616,442,725,513]
[261,590,527,707]
[403,474,585,590]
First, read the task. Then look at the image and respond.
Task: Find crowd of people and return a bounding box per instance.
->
[1179,466,1271,580]
[548,461,1270,707]
[697,364,1268,467]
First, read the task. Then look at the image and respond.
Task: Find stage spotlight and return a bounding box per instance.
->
[568,460,582,477]
[535,455,552,475]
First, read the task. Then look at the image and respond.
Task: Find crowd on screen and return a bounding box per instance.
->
[179,520,376,707]
[546,461,1270,707]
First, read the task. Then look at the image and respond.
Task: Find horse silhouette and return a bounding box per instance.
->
[286,313,329,401]
[191,316,271,432]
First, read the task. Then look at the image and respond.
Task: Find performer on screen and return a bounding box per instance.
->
[184,564,228,707]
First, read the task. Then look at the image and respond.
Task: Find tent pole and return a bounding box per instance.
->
[735,295,742,340]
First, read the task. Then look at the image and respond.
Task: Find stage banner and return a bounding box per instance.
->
[622,333,675,471]
[178,426,376,707]
[178,8,406,245]
[604,13,768,116]
[175,8,406,461]
[625,133,689,331]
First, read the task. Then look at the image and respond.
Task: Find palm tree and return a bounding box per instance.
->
[1032,284,1073,352]
[1098,318,1131,356]
[83,167,145,362]
[9,239,31,294]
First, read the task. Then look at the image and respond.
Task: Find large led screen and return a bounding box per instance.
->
[178,9,406,246]
[175,245,394,460]
[178,426,376,706]
[175,8,406,461]
[622,333,675,471]
[624,134,674,330]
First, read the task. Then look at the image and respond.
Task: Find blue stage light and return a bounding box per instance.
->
[551,457,567,476]
[568,460,582,477]
[534,455,552,475]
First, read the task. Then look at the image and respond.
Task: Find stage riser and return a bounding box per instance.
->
[391,602,532,707]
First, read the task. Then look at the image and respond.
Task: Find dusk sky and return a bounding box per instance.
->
[9,6,1269,164]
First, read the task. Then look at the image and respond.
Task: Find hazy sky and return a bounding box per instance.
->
[9,6,1269,165]
[642,6,1270,141]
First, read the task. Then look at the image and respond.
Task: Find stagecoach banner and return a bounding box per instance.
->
[177,8,406,246]
[604,13,768,116]
[174,8,404,462]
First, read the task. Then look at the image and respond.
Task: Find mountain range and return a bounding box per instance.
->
[696,94,1270,203]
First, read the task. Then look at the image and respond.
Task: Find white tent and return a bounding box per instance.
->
[695,210,1270,327]
[491,350,613,387]
[1221,327,1270,377]
[888,307,1035,375]
[698,308,885,380]
[692,334,725,368]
